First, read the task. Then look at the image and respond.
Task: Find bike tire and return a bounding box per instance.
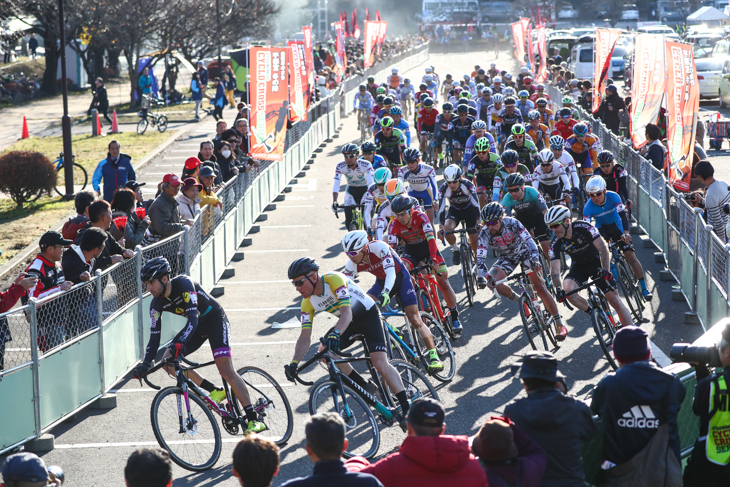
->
[309,378,380,459]
[616,260,644,324]
[387,359,440,403]
[518,295,539,350]
[157,115,168,133]
[591,308,619,370]
[414,312,456,382]
[54,162,89,197]
[416,287,454,339]
[461,242,476,306]
[384,320,408,362]
[150,386,222,471]
[137,118,149,135]
[235,366,293,445]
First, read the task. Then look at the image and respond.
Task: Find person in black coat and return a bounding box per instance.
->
[75,200,134,272]
[598,84,625,135]
[62,227,107,284]
[89,77,113,126]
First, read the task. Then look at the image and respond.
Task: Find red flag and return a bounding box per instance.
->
[339,10,343,23]
[344,8,350,37]
[366,8,370,21]
[352,9,360,39]
[375,10,382,21]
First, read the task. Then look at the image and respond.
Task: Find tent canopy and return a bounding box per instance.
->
[686,6,729,22]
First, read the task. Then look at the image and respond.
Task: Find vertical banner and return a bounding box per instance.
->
[511,22,525,65]
[377,21,388,48]
[364,21,379,68]
[334,22,347,75]
[302,26,314,73]
[526,22,534,71]
[665,40,699,191]
[249,47,289,161]
[536,24,548,82]
[593,28,622,113]
[630,34,665,148]
[286,41,307,122]
[352,9,361,39]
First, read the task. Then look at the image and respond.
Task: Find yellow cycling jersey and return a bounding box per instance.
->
[300,272,375,329]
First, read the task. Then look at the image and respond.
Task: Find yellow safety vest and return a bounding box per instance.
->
[707,375,730,465]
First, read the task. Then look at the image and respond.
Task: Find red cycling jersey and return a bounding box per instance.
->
[387,209,441,263]
[344,240,405,280]
[552,119,577,141]
[418,107,439,131]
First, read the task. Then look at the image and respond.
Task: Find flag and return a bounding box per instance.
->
[249,47,289,161]
[630,34,665,148]
[364,21,378,68]
[366,8,370,21]
[287,40,310,121]
[593,28,622,113]
[376,10,382,21]
[344,9,350,37]
[511,22,526,65]
[527,23,534,71]
[352,9,360,39]
[334,22,347,75]
[536,24,548,82]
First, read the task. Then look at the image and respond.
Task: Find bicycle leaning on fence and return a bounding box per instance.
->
[32,152,88,201]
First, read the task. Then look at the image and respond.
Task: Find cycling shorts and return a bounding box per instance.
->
[538,182,564,201]
[344,185,368,206]
[325,305,386,354]
[453,135,471,147]
[475,174,496,192]
[564,258,616,293]
[493,254,538,276]
[408,188,434,208]
[401,241,447,274]
[434,132,452,145]
[598,223,634,252]
[521,217,550,243]
[368,269,418,309]
[420,123,435,134]
[175,307,231,359]
[446,206,480,234]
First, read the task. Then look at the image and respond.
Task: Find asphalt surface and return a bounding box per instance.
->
[7,47,707,486]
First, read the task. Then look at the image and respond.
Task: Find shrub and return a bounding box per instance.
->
[0,151,56,208]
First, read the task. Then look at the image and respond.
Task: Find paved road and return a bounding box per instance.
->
[18,48,706,486]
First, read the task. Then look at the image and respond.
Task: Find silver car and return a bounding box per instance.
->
[695,57,723,99]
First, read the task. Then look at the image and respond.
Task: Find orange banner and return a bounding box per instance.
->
[364,21,379,68]
[511,22,525,65]
[665,40,699,191]
[536,24,548,82]
[286,41,309,122]
[377,21,388,47]
[302,26,314,74]
[526,23,534,71]
[249,47,289,161]
[630,34,665,148]
[593,28,622,113]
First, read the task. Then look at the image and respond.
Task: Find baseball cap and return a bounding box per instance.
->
[407,398,445,428]
[199,166,216,178]
[612,326,651,363]
[124,180,146,191]
[516,351,565,381]
[471,416,519,462]
[181,177,203,192]
[185,157,202,170]
[39,230,73,249]
[162,173,181,186]
[2,452,48,483]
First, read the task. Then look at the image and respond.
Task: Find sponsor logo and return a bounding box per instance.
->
[176,307,185,315]
[182,292,191,303]
[618,405,659,429]
[335,286,349,301]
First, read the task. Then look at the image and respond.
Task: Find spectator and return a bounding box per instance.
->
[62,227,107,284]
[590,326,685,484]
[618,96,631,138]
[232,434,280,487]
[88,77,113,127]
[28,33,38,59]
[213,120,228,150]
[197,61,209,86]
[209,77,227,121]
[190,72,204,121]
[198,140,224,187]
[1,452,54,487]
[505,351,597,487]
[76,200,134,271]
[346,398,487,487]
[124,448,173,487]
[62,190,98,240]
[282,412,384,487]
[92,140,136,202]
[471,415,547,487]
[112,188,150,250]
[641,123,665,170]
[182,156,202,180]
[138,67,153,97]
[579,80,593,111]
[224,65,237,108]
[0,272,38,370]
[124,180,153,212]
[145,174,192,247]
[215,140,239,182]
[198,166,222,210]
[598,84,625,135]
[690,160,730,241]
[177,177,202,222]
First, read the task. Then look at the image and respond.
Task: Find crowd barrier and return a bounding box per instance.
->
[0,43,430,454]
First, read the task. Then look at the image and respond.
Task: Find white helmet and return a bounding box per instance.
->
[493,76,502,83]
[342,230,369,253]
[392,68,399,74]
[521,67,529,73]
[490,63,496,68]
[585,175,607,194]
[544,205,572,226]
[443,164,463,182]
[536,149,554,165]
[424,74,433,82]
[425,67,433,73]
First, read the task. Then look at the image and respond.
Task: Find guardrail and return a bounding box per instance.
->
[0,42,431,454]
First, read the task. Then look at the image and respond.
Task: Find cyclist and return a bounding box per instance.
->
[372,94,386,131]
[503,73,516,88]
[333,143,375,231]
[387,195,463,333]
[535,98,554,131]
[565,122,601,183]
[417,83,435,103]
[526,110,550,151]
[374,116,407,170]
[441,74,456,101]
[390,106,411,147]
[583,176,652,301]
[451,104,475,163]
[378,97,398,123]
[466,137,502,207]
[285,257,412,421]
[461,74,476,96]
[500,173,552,266]
[552,107,578,140]
[549,135,580,211]
[399,148,438,225]
[423,74,439,102]
[474,68,489,86]
[488,63,500,79]
[521,76,535,96]
[492,149,532,202]
[366,76,378,97]
[437,165,480,264]
[562,96,580,120]
[433,102,456,165]
[496,96,523,151]
[372,179,416,241]
[532,149,572,205]
[544,206,634,328]
[360,141,387,170]
[363,167,392,237]
[417,97,439,155]
[341,231,444,372]
[398,78,415,119]
[463,120,498,164]
[529,83,550,103]
[504,124,538,172]
[135,257,266,433]
[457,98,478,120]
[487,94,504,137]
[354,85,375,130]
[459,90,477,109]
[476,87,493,123]
[515,90,535,120]
[476,203,567,340]
[592,151,630,207]
[388,67,403,91]
[490,76,503,94]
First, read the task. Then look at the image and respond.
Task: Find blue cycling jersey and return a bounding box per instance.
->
[395,119,412,146]
[583,190,627,232]
[360,154,387,170]
[462,133,497,166]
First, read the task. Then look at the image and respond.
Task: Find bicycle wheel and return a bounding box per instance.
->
[461,242,476,306]
[413,312,456,382]
[150,386,221,471]
[137,118,149,135]
[387,359,440,403]
[615,260,644,324]
[235,366,293,445]
[384,320,408,362]
[518,294,541,350]
[54,162,88,197]
[591,308,619,370]
[309,378,380,459]
[157,115,168,133]
[416,287,453,338]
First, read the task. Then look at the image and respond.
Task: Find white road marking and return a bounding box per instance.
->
[291,179,317,192]
[225,280,291,284]
[272,317,301,328]
[275,205,314,208]
[260,225,312,229]
[244,249,309,253]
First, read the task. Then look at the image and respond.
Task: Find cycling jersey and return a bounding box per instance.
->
[527,123,550,151]
[359,154,387,171]
[583,190,628,233]
[552,119,577,141]
[501,186,548,225]
[452,115,476,147]
[372,198,422,241]
[362,183,388,230]
[565,134,601,173]
[333,159,374,190]
[299,271,376,327]
[532,162,571,192]
[487,106,502,133]
[463,133,498,164]
[374,128,406,167]
[398,84,415,101]
[493,165,532,202]
[436,179,479,221]
[418,107,439,132]
[477,217,539,277]
[504,138,538,172]
[537,108,555,130]
[466,153,501,189]
[145,276,230,364]
[490,84,503,94]
[529,92,550,103]
[388,74,403,90]
[354,91,374,111]
[476,97,493,122]
[592,164,629,203]
[387,206,444,269]
[371,105,383,128]
[496,108,523,136]
[433,114,455,143]
[549,219,601,265]
[554,151,580,189]
[515,99,535,120]
[399,163,438,207]
[394,119,412,147]
[343,240,404,290]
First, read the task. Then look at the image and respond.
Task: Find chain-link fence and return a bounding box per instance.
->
[141,234,184,277]
[0,305,32,375]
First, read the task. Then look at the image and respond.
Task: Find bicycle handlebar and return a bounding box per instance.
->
[410,263,443,277]
[444,227,477,235]
[291,338,353,386]
[562,276,606,298]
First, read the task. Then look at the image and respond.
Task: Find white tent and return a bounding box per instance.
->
[686,6,729,25]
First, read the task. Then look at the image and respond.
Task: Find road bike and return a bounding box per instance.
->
[333,202,365,231]
[410,263,457,339]
[137,96,169,135]
[421,132,435,165]
[445,226,478,306]
[609,240,645,324]
[140,355,293,471]
[293,337,438,459]
[381,301,456,382]
[32,152,88,201]
[357,108,372,143]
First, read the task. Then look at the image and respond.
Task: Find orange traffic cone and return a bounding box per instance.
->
[96,112,103,136]
[110,110,119,133]
[21,116,29,139]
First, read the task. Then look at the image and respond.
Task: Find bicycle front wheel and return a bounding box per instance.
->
[616,260,644,324]
[157,115,168,133]
[150,386,221,471]
[384,320,408,362]
[414,312,456,382]
[461,242,476,306]
[309,378,380,459]
[518,294,544,350]
[591,309,619,370]
[235,366,293,445]
[54,162,88,197]
[137,118,149,135]
[387,359,440,403]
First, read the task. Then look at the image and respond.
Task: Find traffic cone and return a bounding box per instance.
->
[96,112,103,136]
[21,116,29,139]
[110,110,119,133]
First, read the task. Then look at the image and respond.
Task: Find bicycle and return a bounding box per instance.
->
[32,152,88,201]
[411,263,457,339]
[421,132,435,165]
[609,241,645,324]
[445,226,478,306]
[381,301,456,382]
[333,202,365,231]
[358,108,372,143]
[140,355,293,471]
[293,337,438,459]
[137,96,169,135]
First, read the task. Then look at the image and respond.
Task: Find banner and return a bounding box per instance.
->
[286,41,310,122]
[536,24,548,82]
[228,48,249,93]
[665,40,699,191]
[630,34,665,148]
[352,9,361,39]
[593,28,622,113]
[377,21,388,47]
[511,22,525,65]
[302,26,314,73]
[249,47,289,161]
[363,21,379,68]
[334,22,347,75]
[526,23,534,71]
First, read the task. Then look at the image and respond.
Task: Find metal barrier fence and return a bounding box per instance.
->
[0,43,430,454]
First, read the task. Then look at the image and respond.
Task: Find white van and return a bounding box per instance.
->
[569,41,594,80]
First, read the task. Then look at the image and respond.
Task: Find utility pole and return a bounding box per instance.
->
[58,0,74,198]
[216,0,222,70]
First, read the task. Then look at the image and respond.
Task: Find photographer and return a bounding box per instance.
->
[684,324,730,486]
[687,160,730,242]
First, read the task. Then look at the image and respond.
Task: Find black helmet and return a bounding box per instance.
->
[288,257,319,279]
[403,147,420,163]
[478,68,485,75]
[596,150,614,164]
[504,96,516,106]
[390,195,414,213]
[419,83,428,90]
[361,141,377,154]
[341,143,359,156]
[383,96,394,106]
[442,102,454,111]
[504,173,525,188]
[141,257,171,282]
[480,202,504,222]
[367,76,375,83]
[359,84,367,90]
[376,94,385,103]
[500,149,519,166]
[423,97,434,107]
[457,104,469,113]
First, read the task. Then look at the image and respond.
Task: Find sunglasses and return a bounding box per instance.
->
[507,187,521,193]
[588,191,605,198]
[476,150,490,155]
[548,221,566,230]
[513,135,524,139]
[345,155,357,159]
[395,210,411,217]
[483,220,500,227]
[600,163,612,168]
[540,162,553,166]
[292,276,308,287]
[503,163,516,168]
[345,250,360,257]
[447,180,460,185]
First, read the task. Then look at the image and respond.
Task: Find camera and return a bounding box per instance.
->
[669,343,722,367]
[683,193,695,202]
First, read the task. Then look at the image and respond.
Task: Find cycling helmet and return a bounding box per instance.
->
[536,83,545,91]
[391,194,414,213]
[474,138,491,153]
[457,98,469,106]
[480,202,504,223]
[383,96,394,106]
[521,67,529,73]
[471,120,487,131]
[483,87,493,95]
[375,94,385,104]
[424,74,434,82]
[141,257,171,282]
[419,92,430,102]
[501,149,519,166]
[544,205,571,227]
[341,143,359,156]
[380,116,394,128]
[361,141,377,153]
[536,97,548,107]
[490,63,496,68]
[549,135,565,150]
[504,87,516,97]
[504,73,513,80]
[524,76,532,83]
[454,86,463,95]
[443,164,463,182]
[596,150,614,165]
[518,90,529,99]
[376,86,386,94]
[527,110,541,121]
[459,91,471,99]
[504,173,525,188]
[384,179,406,199]
[358,84,367,90]
[562,96,573,105]
[342,230,369,254]
[392,68,399,74]
[374,167,392,185]
[456,104,469,113]
[558,107,572,119]
[504,96,516,106]
[367,76,375,83]
[425,66,433,73]
[288,257,319,279]
[476,83,485,91]
[493,76,502,83]
[404,78,410,83]
[463,74,470,80]
[419,83,428,90]
[586,175,607,194]
[403,147,421,163]
[492,94,504,104]
[442,102,454,111]
[511,123,526,136]
[389,106,402,115]
[573,123,589,136]
[537,149,554,164]
[478,68,485,75]
[423,97,434,107]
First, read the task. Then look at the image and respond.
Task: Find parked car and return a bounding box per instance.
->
[686,33,724,59]
[716,58,730,106]
[636,25,681,40]
[694,57,723,99]
[569,38,594,80]
[547,35,577,60]
[622,5,640,20]
[558,7,579,19]
[610,46,630,79]
[660,8,687,23]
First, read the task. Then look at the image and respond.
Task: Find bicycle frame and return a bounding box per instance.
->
[411,265,449,324]
[381,305,419,362]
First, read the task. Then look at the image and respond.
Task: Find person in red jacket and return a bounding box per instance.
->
[0,272,39,370]
[346,398,488,487]
[62,190,98,241]
[417,97,439,155]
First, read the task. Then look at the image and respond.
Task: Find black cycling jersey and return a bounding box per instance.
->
[505,139,538,173]
[374,130,404,166]
[466,153,501,188]
[549,220,602,265]
[592,164,629,203]
[452,116,475,145]
[498,108,523,136]
[433,114,455,142]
